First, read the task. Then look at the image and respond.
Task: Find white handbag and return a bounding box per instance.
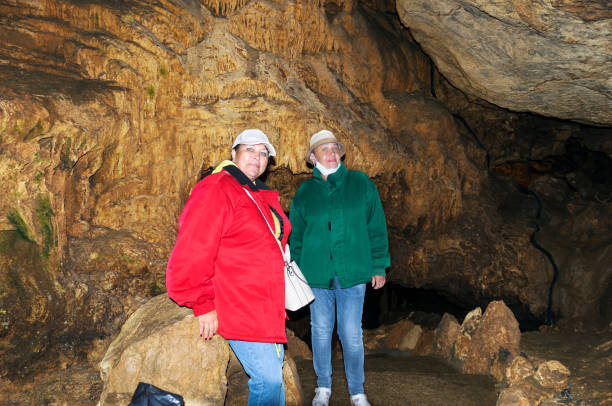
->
[243,188,315,311]
[282,244,315,311]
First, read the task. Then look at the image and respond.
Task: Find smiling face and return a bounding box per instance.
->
[310,142,341,169]
[231,143,269,181]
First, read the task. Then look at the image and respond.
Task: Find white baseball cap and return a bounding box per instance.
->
[232,129,276,157]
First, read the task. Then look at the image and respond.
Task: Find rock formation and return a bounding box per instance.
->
[98,294,303,406]
[0,0,610,384]
[359,300,577,405]
[396,0,612,126]
[98,295,230,406]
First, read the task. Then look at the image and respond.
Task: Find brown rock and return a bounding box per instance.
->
[413,329,435,356]
[363,327,387,353]
[98,295,230,406]
[454,333,471,361]
[283,357,304,406]
[432,313,460,360]
[462,301,521,375]
[506,376,557,405]
[385,319,416,349]
[534,360,571,391]
[399,324,424,352]
[496,387,531,406]
[286,328,312,360]
[506,356,535,387]
[461,307,482,335]
[101,295,303,406]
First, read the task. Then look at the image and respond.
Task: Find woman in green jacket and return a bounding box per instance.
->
[289,130,391,406]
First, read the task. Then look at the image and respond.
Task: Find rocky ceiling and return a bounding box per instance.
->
[0,0,610,378]
[397,0,612,126]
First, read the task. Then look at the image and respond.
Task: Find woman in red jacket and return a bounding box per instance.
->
[166,129,291,406]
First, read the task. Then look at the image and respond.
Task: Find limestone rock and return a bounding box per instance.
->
[505,376,557,405]
[460,307,482,335]
[506,356,535,387]
[283,357,304,406]
[286,328,312,360]
[413,329,435,356]
[534,360,571,391]
[397,0,612,126]
[463,301,521,375]
[385,319,416,349]
[432,313,460,360]
[496,387,531,406]
[453,333,471,362]
[98,295,230,406]
[363,327,388,354]
[399,324,423,352]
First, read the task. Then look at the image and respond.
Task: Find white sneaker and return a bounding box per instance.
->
[350,393,371,406]
[312,387,331,406]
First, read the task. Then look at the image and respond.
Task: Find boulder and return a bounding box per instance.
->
[462,301,521,375]
[496,387,531,406]
[453,333,471,362]
[399,324,424,352]
[385,319,416,349]
[460,307,482,335]
[534,360,570,391]
[99,294,303,406]
[98,295,230,406]
[285,328,312,360]
[505,356,535,387]
[432,313,461,360]
[413,328,435,356]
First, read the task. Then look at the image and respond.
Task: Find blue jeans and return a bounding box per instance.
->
[310,277,366,395]
[228,340,285,406]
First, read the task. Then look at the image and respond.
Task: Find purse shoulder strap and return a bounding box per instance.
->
[242,187,287,261]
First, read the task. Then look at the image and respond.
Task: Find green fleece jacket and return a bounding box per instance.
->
[289,162,390,289]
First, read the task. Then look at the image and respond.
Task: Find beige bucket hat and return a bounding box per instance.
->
[306,130,346,163]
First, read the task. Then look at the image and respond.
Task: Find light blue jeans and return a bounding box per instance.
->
[310,277,366,395]
[228,340,285,406]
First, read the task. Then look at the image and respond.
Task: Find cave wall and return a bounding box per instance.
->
[0,0,609,377]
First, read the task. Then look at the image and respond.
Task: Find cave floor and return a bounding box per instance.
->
[520,328,612,406]
[0,328,610,405]
[294,354,498,406]
[295,325,612,405]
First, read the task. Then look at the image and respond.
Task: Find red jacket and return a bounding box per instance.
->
[166,165,291,343]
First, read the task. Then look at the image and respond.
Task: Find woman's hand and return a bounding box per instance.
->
[371,275,386,289]
[198,310,218,340]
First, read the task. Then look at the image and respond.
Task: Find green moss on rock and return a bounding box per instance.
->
[36,195,55,258]
[6,209,34,242]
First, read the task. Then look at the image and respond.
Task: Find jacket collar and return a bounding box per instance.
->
[313,161,346,187]
[224,163,271,192]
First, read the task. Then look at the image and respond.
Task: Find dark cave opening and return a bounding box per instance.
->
[367,282,546,332]
[286,281,546,349]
